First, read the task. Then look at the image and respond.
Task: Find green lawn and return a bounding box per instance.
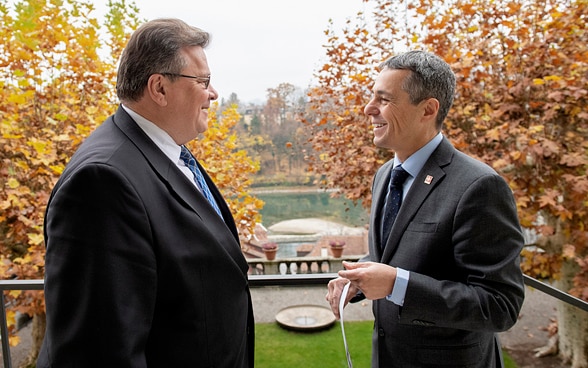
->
[255,321,372,367]
[255,321,518,367]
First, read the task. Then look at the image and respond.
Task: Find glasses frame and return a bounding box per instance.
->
[160,73,211,89]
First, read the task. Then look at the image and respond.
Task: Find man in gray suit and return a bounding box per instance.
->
[326,51,525,367]
[38,19,254,367]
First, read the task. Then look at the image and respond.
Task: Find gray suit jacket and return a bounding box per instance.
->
[38,106,254,367]
[366,137,524,368]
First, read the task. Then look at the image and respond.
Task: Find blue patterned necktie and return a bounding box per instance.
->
[180,146,223,219]
[382,165,410,244]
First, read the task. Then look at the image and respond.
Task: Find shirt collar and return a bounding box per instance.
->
[394,132,443,178]
[121,104,182,162]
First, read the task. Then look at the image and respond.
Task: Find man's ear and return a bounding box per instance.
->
[422,97,440,123]
[146,74,168,106]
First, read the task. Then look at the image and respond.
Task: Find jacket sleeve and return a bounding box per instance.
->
[43,163,156,367]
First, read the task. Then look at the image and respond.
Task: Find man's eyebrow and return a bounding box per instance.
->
[373,89,394,99]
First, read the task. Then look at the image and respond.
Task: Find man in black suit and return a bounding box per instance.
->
[326,51,525,367]
[38,18,254,367]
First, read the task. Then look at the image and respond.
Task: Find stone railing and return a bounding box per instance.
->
[247,255,362,275]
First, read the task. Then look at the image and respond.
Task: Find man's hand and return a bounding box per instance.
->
[326,277,358,320]
[338,261,397,301]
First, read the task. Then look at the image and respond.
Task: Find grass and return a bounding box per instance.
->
[504,350,518,368]
[255,321,372,367]
[255,321,519,367]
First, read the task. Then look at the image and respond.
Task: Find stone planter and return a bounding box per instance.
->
[329,246,344,258]
[262,242,278,261]
[263,248,278,261]
[329,241,346,258]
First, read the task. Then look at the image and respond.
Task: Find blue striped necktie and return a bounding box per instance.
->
[179,146,223,219]
[382,165,410,244]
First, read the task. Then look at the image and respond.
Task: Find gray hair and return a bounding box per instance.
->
[379,51,456,129]
[116,18,210,102]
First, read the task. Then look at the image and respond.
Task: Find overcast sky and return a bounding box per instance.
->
[95,0,369,103]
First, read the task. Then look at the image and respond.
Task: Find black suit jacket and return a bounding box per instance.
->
[38,106,254,367]
[366,137,525,368]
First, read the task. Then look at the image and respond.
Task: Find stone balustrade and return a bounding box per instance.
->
[247,255,362,275]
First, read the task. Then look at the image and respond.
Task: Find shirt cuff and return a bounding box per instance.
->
[385,268,410,306]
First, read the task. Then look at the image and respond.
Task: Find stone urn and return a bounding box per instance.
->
[262,242,278,261]
[329,240,345,258]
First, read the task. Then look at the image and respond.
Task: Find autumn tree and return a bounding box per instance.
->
[221,92,241,108]
[422,1,588,365]
[247,82,310,181]
[267,84,309,177]
[306,0,588,366]
[263,83,295,173]
[265,83,297,124]
[0,0,261,365]
[305,13,391,204]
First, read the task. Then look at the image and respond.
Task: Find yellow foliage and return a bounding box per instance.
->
[8,290,21,299]
[28,232,44,246]
[533,78,546,85]
[29,139,48,155]
[7,177,20,189]
[6,309,16,326]
[8,93,26,104]
[9,335,20,347]
[544,75,562,82]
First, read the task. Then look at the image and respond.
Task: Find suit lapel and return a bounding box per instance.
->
[110,106,240,241]
[381,138,454,262]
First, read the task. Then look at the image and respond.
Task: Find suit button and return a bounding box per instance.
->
[378,328,385,337]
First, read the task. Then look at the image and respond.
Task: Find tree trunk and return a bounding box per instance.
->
[556,259,588,368]
[19,312,45,368]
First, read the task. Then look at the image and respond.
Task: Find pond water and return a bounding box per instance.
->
[252,189,370,258]
[254,189,369,229]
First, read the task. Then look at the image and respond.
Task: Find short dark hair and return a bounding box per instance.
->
[380,51,456,129]
[116,18,210,102]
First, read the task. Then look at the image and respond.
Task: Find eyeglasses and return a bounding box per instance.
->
[160,73,211,89]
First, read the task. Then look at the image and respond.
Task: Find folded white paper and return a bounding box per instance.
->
[339,281,353,368]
